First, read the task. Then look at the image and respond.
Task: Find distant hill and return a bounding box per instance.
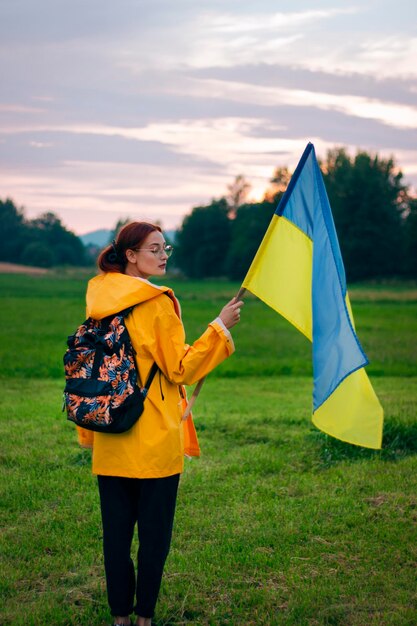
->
[80,228,178,247]
[79,229,111,247]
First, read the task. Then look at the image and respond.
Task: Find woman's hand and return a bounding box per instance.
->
[218,297,244,330]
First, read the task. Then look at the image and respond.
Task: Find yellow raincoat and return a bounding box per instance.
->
[76,272,235,478]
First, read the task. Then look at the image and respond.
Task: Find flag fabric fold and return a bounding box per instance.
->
[242,142,383,449]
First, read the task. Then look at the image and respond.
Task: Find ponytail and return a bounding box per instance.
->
[98,240,125,273]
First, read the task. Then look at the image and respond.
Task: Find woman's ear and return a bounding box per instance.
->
[125,248,136,263]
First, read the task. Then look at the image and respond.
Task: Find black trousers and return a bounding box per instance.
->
[97,473,180,618]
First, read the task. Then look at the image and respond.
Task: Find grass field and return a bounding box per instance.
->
[0,272,416,625]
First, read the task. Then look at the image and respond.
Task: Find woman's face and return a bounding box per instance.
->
[125,230,170,279]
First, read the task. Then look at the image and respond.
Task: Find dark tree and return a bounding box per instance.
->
[226,200,277,280]
[0,199,88,267]
[28,212,87,266]
[403,196,417,278]
[21,241,56,268]
[0,198,28,263]
[322,148,407,280]
[175,199,231,278]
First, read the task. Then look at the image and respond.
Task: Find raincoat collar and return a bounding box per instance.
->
[86,272,172,319]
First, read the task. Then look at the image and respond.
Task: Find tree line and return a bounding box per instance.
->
[0,199,87,267]
[175,148,417,282]
[1,147,416,280]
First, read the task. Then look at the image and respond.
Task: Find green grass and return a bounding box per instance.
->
[0,273,416,625]
[1,274,416,378]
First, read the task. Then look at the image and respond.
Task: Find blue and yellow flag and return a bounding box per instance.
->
[242,142,383,449]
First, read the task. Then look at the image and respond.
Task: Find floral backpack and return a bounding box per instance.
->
[63,307,158,433]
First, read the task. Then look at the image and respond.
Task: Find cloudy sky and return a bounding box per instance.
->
[1,0,416,234]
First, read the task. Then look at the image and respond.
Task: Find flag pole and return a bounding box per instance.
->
[182,287,246,420]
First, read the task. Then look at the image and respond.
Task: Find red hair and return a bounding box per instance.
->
[98,222,162,273]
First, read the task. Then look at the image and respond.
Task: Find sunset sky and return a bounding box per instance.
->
[1,0,416,234]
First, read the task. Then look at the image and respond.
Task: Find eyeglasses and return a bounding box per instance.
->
[134,244,174,258]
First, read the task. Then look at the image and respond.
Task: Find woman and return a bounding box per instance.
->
[77,221,243,626]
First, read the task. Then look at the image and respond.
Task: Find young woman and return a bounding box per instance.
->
[77,221,243,626]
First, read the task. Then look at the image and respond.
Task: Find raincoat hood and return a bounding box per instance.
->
[86,272,170,319]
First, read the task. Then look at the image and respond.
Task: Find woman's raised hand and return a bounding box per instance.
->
[218,297,244,330]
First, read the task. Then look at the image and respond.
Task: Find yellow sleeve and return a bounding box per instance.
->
[132,296,235,386]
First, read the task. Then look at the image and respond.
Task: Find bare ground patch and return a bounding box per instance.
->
[0,262,50,275]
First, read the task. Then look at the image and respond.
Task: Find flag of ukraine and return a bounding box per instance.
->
[242,142,383,449]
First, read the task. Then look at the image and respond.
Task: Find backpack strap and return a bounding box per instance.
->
[118,305,159,397]
[141,362,159,397]
[119,305,135,318]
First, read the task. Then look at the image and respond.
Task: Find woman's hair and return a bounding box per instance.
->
[98,222,162,273]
